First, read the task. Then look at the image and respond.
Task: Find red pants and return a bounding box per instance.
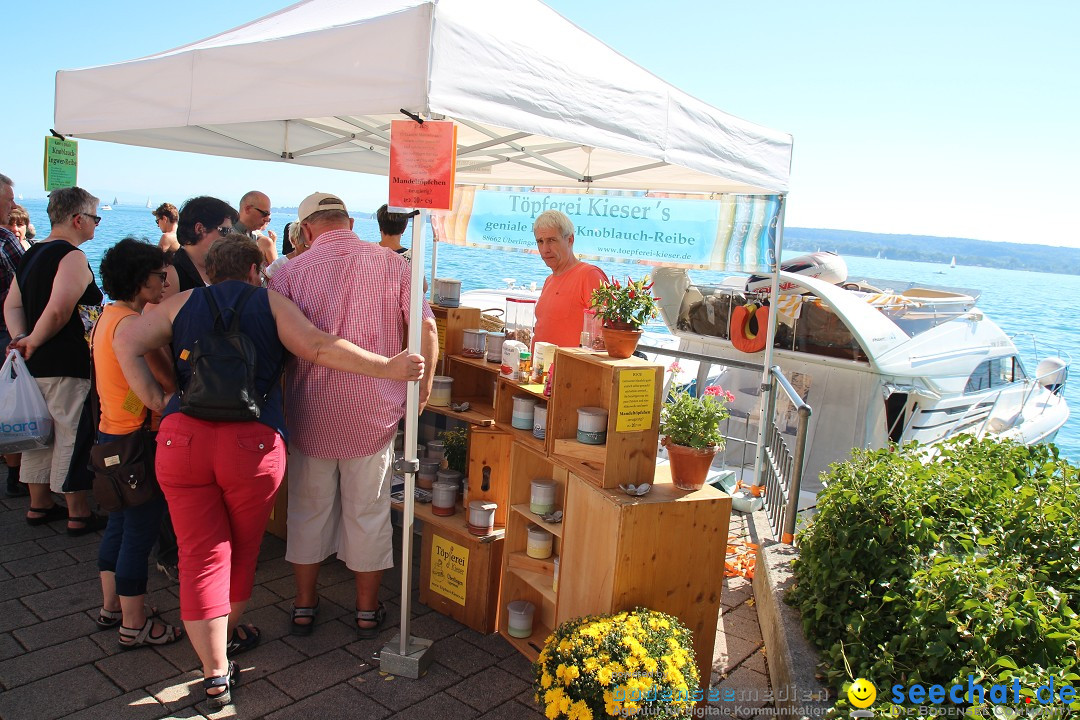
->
[155,413,285,621]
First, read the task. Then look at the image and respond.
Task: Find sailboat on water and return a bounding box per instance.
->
[950,256,956,269]
[146,197,152,209]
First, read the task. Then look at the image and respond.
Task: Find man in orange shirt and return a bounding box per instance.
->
[532,210,607,348]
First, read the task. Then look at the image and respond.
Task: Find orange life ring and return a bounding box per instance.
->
[730,303,769,353]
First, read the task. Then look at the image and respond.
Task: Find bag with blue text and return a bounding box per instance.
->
[0,350,54,452]
[179,286,270,422]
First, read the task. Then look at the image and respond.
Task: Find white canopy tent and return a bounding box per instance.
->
[54,0,793,670]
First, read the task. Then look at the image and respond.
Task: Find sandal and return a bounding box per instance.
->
[290,600,319,636]
[97,604,159,629]
[203,660,238,709]
[67,514,106,537]
[118,618,184,650]
[26,504,67,526]
[355,601,387,639]
[226,624,261,656]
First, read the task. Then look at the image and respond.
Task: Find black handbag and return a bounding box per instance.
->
[90,423,158,512]
[87,320,160,513]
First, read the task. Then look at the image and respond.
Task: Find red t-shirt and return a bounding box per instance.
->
[533,262,607,347]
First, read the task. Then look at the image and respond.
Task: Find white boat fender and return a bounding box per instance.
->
[1036,357,1069,394]
[745,251,849,293]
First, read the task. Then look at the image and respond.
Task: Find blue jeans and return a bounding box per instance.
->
[95,430,165,597]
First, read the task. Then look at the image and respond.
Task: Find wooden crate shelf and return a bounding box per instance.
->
[510,504,564,538]
[431,306,482,375]
[547,348,662,489]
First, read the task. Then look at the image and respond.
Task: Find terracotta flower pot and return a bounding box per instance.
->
[602,326,642,359]
[662,436,720,491]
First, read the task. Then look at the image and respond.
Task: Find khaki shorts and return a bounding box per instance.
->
[21,376,90,493]
[284,441,395,573]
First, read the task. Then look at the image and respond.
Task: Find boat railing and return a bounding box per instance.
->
[638,344,812,544]
[974,356,1072,439]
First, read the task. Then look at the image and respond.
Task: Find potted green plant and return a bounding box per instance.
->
[533,607,700,720]
[589,276,660,358]
[438,426,468,475]
[660,382,734,491]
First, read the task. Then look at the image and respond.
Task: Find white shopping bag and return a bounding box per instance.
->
[0,350,54,453]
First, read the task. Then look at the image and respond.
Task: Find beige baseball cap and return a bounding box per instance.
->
[297,192,348,223]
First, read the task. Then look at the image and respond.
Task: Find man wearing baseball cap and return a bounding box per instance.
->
[269,192,438,639]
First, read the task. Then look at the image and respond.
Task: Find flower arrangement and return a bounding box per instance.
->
[534,608,700,720]
[589,276,660,331]
[660,378,734,451]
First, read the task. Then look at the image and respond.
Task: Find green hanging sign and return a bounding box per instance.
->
[44,136,78,191]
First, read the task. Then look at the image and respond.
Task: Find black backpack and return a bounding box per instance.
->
[179,285,273,421]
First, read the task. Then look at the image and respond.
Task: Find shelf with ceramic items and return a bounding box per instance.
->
[493,374,550,456]
[391,495,505,634]
[546,347,663,489]
[424,354,500,427]
[555,463,731,685]
[497,440,568,660]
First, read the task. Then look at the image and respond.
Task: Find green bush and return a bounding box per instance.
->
[788,437,1080,713]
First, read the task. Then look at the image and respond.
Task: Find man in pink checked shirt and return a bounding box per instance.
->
[269,192,438,639]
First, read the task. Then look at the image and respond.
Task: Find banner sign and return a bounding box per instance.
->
[389,120,457,211]
[44,136,78,191]
[431,187,781,272]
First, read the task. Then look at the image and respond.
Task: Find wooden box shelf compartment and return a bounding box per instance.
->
[465,426,512,529]
[435,355,498,426]
[431,305,482,376]
[494,375,549,455]
[498,441,568,659]
[556,466,731,685]
[547,348,663,489]
[401,497,505,635]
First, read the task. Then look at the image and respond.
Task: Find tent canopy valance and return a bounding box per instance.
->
[54,0,792,195]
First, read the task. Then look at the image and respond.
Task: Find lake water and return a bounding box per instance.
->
[16,199,1078,462]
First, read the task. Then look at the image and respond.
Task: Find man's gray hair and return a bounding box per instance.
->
[47,186,99,225]
[304,209,350,225]
[0,173,13,188]
[533,209,574,239]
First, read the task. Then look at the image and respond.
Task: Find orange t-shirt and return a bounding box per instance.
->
[93,304,147,434]
[533,262,608,348]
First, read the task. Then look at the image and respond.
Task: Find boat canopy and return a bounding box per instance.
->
[53,0,792,195]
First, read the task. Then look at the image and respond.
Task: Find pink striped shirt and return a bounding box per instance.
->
[268,228,433,458]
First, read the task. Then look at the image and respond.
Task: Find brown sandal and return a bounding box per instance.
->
[118,618,184,650]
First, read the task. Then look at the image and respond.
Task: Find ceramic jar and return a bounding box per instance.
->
[431,481,458,516]
[462,328,487,358]
[425,440,446,462]
[526,525,553,559]
[434,278,461,307]
[511,395,538,430]
[507,600,535,638]
[485,331,506,363]
[532,404,547,439]
[468,500,497,536]
[417,458,441,489]
[530,479,557,515]
[576,406,608,445]
[435,468,462,490]
[430,376,453,407]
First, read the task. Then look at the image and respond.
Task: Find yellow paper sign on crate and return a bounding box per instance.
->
[434,316,447,356]
[616,368,655,432]
[429,534,469,606]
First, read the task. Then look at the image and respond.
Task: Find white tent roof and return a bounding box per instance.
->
[54,0,792,194]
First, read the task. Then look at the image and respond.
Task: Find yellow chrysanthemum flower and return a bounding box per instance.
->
[569,700,593,720]
[541,672,553,689]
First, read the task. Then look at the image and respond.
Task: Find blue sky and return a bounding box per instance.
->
[3,1,1078,246]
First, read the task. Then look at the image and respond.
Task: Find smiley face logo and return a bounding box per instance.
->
[848,678,877,708]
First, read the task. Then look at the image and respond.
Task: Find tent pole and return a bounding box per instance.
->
[752,195,787,489]
[380,207,434,678]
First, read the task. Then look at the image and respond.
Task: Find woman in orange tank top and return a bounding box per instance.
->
[92,238,183,650]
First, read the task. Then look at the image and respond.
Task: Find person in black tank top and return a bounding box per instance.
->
[4,187,104,533]
[161,196,238,298]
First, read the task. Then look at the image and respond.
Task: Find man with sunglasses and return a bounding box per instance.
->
[4,186,104,532]
[163,196,238,299]
[234,191,278,268]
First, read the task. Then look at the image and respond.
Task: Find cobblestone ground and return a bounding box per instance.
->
[0,469,770,719]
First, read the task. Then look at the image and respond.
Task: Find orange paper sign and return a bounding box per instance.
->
[389,120,457,211]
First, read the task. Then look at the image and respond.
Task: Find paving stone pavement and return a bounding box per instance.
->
[0,481,770,719]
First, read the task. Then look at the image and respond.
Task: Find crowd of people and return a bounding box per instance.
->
[1,177,434,710]
[0,173,603,711]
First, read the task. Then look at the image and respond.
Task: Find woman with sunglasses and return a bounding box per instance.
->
[163,196,237,298]
[4,186,104,533]
[92,237,183,648]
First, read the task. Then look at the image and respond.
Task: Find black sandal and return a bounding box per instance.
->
[204,660,238,709]
[118,618,184,650]
[290,600,319,636]
[355,601,387,639]
[97,604,159,629]
[226,624,261,656]
[67,514,105,537]
[26,504,67,526]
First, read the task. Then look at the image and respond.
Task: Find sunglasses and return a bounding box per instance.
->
[215,226,233,236]
[150,271,168,283]
[252,207,271,218]
[77,213,102,226]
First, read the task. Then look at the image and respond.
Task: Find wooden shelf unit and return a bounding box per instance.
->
[547,348,663,489]
[431,305,481,375]
[494,375,550,455]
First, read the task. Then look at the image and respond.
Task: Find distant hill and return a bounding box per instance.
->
[784,228,1080,276]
